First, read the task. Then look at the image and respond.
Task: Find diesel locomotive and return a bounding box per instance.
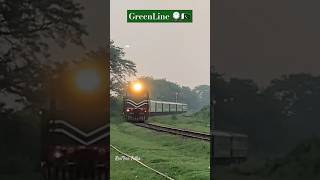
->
[123,81,188,122]
[123,81,150,122]
[41,63,109,180]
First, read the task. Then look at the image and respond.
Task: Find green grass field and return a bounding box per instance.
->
[110,116,210,180]
[147,113,210,134]
[214,138,320,180]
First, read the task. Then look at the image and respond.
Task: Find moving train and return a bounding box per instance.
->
[123,81,248,162]
[149,100,188,115]
[41,63,109,179]
[123,81,188,122]
[214,130,248,163]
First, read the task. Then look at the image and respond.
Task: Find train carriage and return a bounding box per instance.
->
[177,104,183,112]
[214,131,233,158]
[149,101,156,112]
[123,81,188,122]
[155,102,163,112]
[148,100,187,115]
[231,133,249,159]
[214,130,248,164]
[163,103,170,112]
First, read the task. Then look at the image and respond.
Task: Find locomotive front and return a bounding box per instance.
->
[123,81,150,122]
[42,62,109,179]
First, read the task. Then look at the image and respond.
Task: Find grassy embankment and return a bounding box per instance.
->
[147,106,210,133]
[110,109,210,180]
[214,138,320,180]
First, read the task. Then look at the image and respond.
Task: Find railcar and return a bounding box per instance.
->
[41,64,109,180]
[148,100,188,115]
[214,130,248,164]
[123,82,188,122]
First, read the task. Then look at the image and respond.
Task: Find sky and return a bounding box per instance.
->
[213,0,320,86]
[49,0,320,88]
[5,0,320,108]
[111,0,210,88]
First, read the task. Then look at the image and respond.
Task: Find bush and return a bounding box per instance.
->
[193,106,210,121]
[171,115,177,120]
[258,138,320,179]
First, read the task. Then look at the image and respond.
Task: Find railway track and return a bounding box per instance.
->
[134,123,211,141]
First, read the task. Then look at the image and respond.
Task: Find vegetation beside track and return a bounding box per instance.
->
[110,115,210,180]
[215,137,320,180]
[147,106,210,133]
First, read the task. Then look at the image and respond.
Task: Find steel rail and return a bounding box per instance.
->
[134,123,211,141]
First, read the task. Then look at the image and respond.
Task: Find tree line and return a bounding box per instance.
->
[109,41,210,112]
[138,77,209,111]
[212,70,320,156]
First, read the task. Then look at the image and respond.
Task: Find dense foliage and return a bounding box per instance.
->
[110,41,136,96]
[0,0,87,110]
[138,77,210,111]
[212,70,320,155]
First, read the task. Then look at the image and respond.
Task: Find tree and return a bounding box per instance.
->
[265,73,320,145]
[110,41,136,95]
[0,0,87,111]
[212,69,286,154]
[193,85,210,108]
[138,77,203,110]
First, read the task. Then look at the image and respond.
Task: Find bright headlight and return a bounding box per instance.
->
[75,69,101,92]
[132,82,142,92]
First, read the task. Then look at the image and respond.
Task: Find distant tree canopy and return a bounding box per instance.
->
[138,77,209,111]
[265,73,320,142]
[110,41,136,96]
[193,85,210,108]
[212,69,320,155]
[0,0,87,111]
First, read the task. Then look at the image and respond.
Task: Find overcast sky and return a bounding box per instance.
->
[51,0,320,88]
[214,0,320,86]
[111,0,210,88]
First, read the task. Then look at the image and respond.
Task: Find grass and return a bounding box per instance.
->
[110,116,210,180]
[214,138,320,180]
[147,113,210,133]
